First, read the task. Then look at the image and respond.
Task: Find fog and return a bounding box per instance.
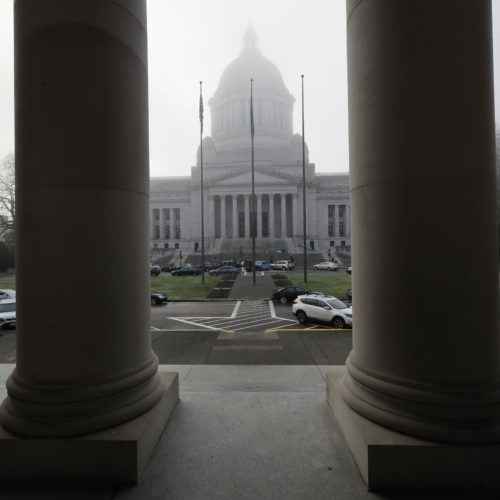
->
[0,2,500,177]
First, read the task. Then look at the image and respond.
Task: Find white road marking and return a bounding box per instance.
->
[162,300,298,333]
[230,300,242,318]
[169,317,221,331]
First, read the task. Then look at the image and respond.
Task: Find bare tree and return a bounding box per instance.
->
[0,153,15,238]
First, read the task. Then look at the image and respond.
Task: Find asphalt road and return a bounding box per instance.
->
[0,299,352,365]
[151,300,352,365]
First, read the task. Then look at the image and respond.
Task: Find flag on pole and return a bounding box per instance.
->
[250,79,254,137]
[199,81,204,133]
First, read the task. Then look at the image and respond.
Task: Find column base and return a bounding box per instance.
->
[327,371,500,492]
[0,372,179,483]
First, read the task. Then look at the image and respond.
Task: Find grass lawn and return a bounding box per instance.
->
[151,275,220,299]
[289,273,352,299]
[0,279,15,290]
[0,276,220,300]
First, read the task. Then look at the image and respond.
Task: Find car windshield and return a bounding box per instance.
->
[327,298,348,309]
[0,303,15,313]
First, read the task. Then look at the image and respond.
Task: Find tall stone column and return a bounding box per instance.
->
[220,194,226,238]
[280,194,286,238]
[209,195,215,239]
[149,208,154,240]
[328,0,500,490]
[244,194,250,238]
[232,196,238,239]
[256,194,262,237]
[292,194,298,237]
[269,193,275,237]
[0,0,178,482]
[345,203,350,237]
[159,207,165,240]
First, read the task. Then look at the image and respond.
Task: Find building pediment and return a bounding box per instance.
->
[207,166,299,188]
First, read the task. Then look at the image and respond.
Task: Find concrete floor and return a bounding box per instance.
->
[0,364,494,499]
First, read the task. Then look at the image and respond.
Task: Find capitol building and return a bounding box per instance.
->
[150,27,351,259]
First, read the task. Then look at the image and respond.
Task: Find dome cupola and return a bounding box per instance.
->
[208,26,295,152]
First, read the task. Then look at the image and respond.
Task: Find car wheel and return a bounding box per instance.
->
[296,310,307,324]
[313,266,318,270]
[279,296,287,304]
[151,297,158,306]
[282,267,286,271]
[332,317,345,329]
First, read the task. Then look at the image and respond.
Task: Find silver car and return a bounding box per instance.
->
[269,260,294,271]
[313,261,339,271]
[0,299,16,330]
[292,293,352,329]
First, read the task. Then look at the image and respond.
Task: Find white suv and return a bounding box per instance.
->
[292,293,352,329]
[269,260,294,271]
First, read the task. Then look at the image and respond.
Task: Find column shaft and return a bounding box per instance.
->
[340,0,500,444]
[269,194,275,237]
[244,194,250,238]
[159,207,165,240]
[0,0,166,438]
[232,196,238,239]
[257,194,262,237]
[220,195,226,238]
[280,194,286,238]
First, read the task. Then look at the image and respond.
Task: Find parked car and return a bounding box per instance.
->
[150,264,161,276]
[208,266,241,276]
[161,264,176,273]
[269,260,294,271]
[151,292,168,305]
[171,266,201,276]
[255,260,270,271]
[0,299,16,330]
[0,289,15,301]
[292,293,352,329]
[271,286,310,304]
[313,261,339,271]
[346,266,352,274]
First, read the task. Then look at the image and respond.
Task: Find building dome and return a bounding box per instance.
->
[215,46,288,97]
[208,27,295,153]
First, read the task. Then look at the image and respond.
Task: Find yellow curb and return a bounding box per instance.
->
[221,329,235,333]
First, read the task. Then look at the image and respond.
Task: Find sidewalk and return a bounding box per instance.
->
[229,272,276,300]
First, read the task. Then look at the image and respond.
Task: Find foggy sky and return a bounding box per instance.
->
[0,2,500,177]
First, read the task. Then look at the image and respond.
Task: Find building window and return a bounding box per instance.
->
[175,243,179,249]
[154,226,160,240]
[164,243,169,249]
[339,222,344,237]
[328,222,334,237]
[339,205,345,217]
[328,205,334,218]
[341,241,345,247]
[330,241,335,247]
[153,243,158,249]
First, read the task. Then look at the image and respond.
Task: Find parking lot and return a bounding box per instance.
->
[150,299,352,365]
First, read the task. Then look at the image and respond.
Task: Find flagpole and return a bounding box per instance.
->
[250,78,256,285]
[301,75,307,284]
[199,81,205,285]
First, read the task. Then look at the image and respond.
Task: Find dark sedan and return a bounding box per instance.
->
[171,266,201,276]
[271,286,310,304]
[151,292,168,305]
[208,265,241,276]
